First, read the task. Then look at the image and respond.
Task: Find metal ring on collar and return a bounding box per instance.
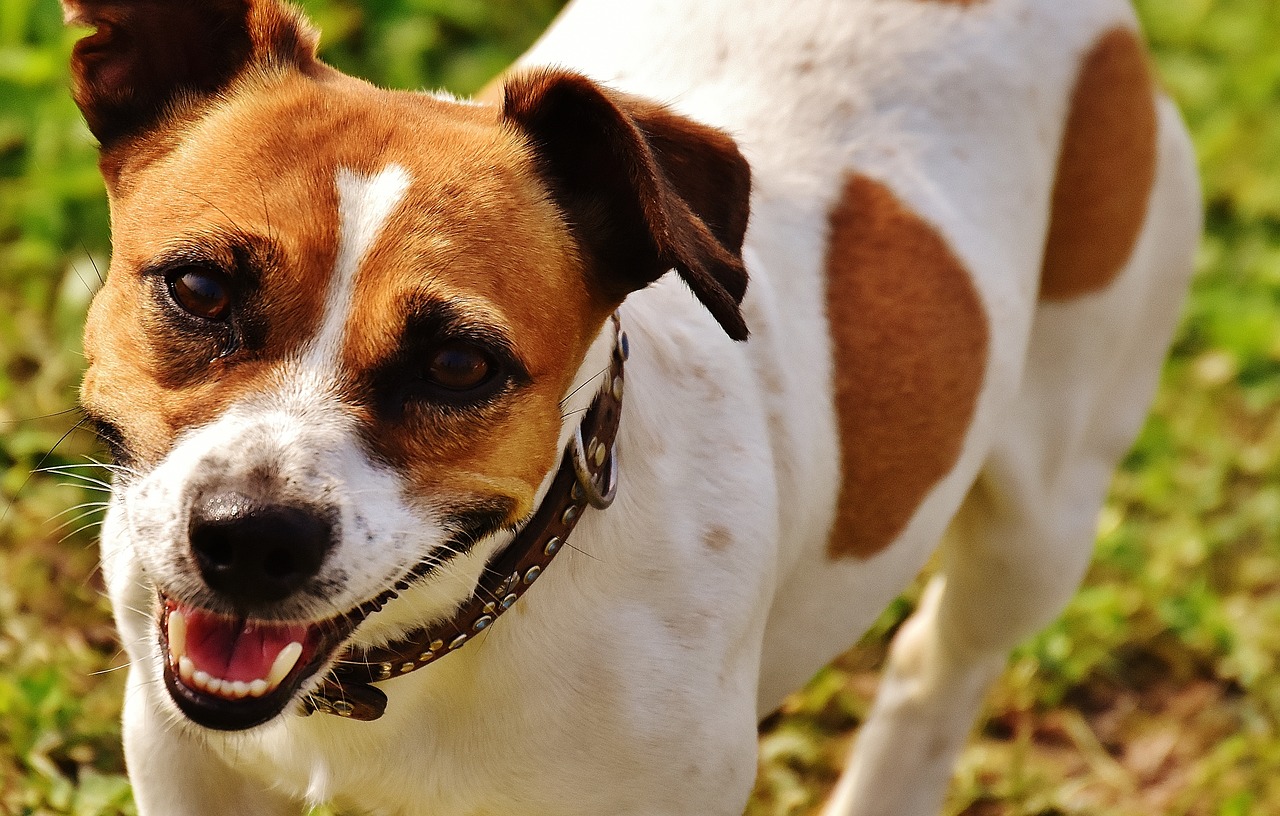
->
[571,424,619,509]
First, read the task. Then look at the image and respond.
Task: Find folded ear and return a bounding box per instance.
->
[502,70,753,341]
[62,0,319,149]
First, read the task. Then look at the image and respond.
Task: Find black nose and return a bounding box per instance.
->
[189,493,334,604]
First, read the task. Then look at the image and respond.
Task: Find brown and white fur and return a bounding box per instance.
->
[64,0,1200,813]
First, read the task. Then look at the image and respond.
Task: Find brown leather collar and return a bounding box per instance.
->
[304,316,627,721]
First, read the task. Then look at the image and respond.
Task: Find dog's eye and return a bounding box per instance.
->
[168,266,232,321]
[425,342,494,392]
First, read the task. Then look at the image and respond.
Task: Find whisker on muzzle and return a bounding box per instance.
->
[60,519,104,545]
[558,364,611,409]
[0,417,91,525]
[38,466,114,491]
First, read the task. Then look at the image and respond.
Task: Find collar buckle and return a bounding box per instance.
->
[571,422,619,509]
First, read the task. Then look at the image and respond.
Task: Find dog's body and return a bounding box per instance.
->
[64,0,1199,813]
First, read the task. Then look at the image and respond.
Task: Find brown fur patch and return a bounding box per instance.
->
[824,174,988,560]
[703,526,733,552]
[1040,27,1157,301]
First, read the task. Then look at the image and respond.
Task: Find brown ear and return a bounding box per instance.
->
[502,70,753,341]
[62,0,319,149]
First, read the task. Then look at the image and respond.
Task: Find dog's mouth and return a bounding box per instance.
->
[159,597,356,730]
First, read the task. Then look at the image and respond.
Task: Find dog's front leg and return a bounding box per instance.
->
[122,669,301,816]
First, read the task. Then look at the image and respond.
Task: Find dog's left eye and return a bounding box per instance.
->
[168,266,232,321]
[425,342,495,392]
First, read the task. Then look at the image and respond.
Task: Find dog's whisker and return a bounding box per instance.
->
[256,175,277,246]
[0,417,90,526]
[59,519,104,544]
[564,541,601,562]
[177,187,244,234]
[559,364,611,408]
[0,407,84,425]
[39,461,114,476]
[79,239,105,286]
[44,460,117,473]
[47,500,111,521]
[55,481,113,495]
[49,506,108,536]
[68,254,99,297]
[39,467,114,490]
[82,455,140,477]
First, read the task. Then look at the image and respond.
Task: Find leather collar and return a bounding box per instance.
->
[304,315,627,721]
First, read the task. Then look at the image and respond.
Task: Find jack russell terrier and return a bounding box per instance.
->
[63,0,1200,813]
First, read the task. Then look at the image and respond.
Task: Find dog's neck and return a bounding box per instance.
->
[305,315,629,721]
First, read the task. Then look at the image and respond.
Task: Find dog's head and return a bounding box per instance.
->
[64,0,750,730]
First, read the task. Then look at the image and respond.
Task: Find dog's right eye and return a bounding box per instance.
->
[168,266,232,321]
[424,342,497,394]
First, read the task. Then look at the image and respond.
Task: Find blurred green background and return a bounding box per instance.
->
[1,0,1277,814]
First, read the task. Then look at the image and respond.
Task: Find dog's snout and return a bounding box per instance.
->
[188,492,334,604]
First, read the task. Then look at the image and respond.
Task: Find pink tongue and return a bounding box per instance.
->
[182,605,309,682]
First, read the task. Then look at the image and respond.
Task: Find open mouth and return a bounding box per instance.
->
[159,597,356,730]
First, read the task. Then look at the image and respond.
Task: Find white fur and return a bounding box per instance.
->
[304,164,412,371]
[109,1,1201,814]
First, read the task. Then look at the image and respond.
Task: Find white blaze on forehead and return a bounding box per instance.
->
[303,164,413,369]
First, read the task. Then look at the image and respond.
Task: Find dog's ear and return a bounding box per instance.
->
[502,70,752,341]
[62,0,320,150]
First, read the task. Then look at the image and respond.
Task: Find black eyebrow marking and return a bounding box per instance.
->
[136,230,281,284]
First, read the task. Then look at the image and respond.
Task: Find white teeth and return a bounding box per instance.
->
[268,642,304,688]
[168,611,187,662]
[173,638,304,701]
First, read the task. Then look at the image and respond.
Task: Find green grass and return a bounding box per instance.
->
[2,1,1278,814]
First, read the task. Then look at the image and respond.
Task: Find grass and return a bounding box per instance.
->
[1,0,1278,814]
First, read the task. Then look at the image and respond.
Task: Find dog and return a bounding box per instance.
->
[63,0,1200,813]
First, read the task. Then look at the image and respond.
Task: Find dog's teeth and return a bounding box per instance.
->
[267,641,303,689]
[168,610,187,661]
[173,634,304,699]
